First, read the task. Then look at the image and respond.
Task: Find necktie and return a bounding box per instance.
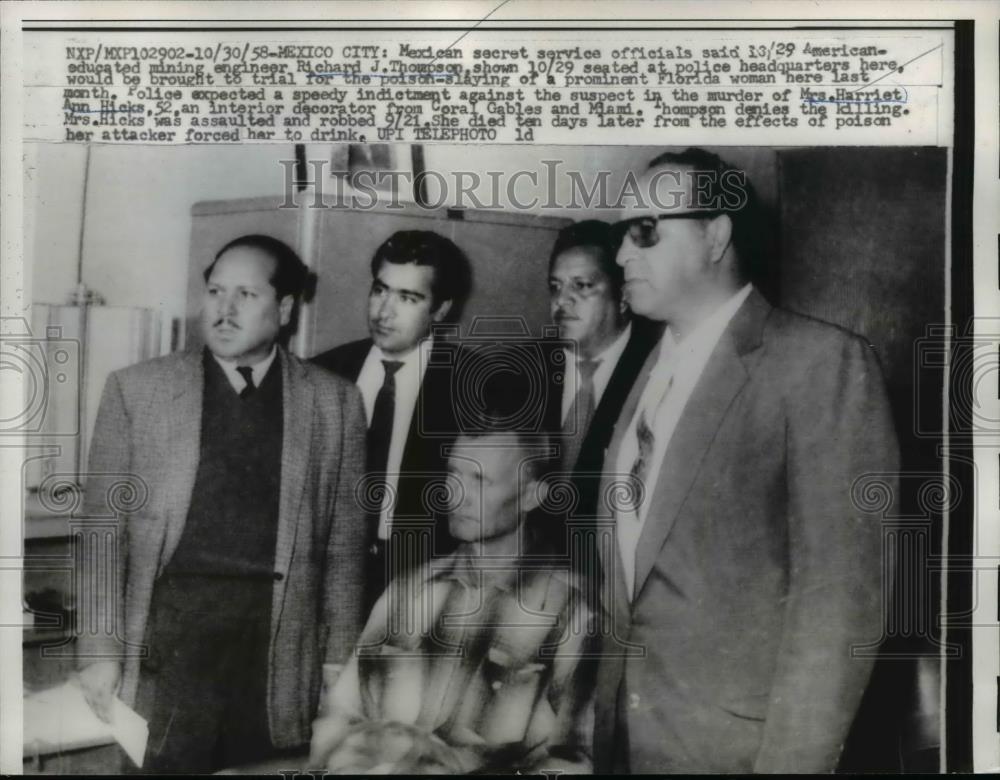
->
[628,374,674,515]
[628,407,655,513]
[236,366,255,399]
[561,358,600,471]
[367,359,404,476]
[363,360,405,608]
[618,367,674,598]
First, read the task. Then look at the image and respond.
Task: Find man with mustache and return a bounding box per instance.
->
[313,230,472,609]
[76,235,368,772]
[594,148,898,773]
[545,220,661,509]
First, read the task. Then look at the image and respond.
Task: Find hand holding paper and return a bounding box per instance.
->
[77,660,121,723]
[23,680,148,767]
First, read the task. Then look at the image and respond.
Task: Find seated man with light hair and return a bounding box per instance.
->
[310,395,597,775]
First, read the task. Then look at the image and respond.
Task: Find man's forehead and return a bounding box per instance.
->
[208,246,276,284]
[375,260,435,292]
[450,434,529,466]
[550,246,608,278]
[619,164,699,219]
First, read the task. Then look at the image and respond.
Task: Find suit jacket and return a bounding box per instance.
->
[593,289,899,773]
[312,338,458,560]
[77,347,368,748]
[544,320,663,518]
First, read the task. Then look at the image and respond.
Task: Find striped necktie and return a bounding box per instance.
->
[627,374,673,516]
[561,358,601,471]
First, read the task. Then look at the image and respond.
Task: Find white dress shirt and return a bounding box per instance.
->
[212,346,278,394]
[560,323,633,425]
[615,284,753,598]
[356,338,432,539]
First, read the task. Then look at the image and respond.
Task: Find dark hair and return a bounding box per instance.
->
[452,367,553,483]
[548,219,625,301]
[205,234,316,342]
[645,147,765,284]
[370,230,472,322]
[206,234,313,301]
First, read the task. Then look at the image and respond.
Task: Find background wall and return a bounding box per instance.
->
[25,143,296,352]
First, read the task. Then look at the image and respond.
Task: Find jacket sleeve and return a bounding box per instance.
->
[321,381,369,664]
[753,334,899,772]
[75,371,133,666]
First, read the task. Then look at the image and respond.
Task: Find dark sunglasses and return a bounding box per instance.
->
[611,211,723,248]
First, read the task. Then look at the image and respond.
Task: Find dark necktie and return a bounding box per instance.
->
[561,358,600,471]
[364,360,405,609]
[367,360,405,475]
[236,366,256,399]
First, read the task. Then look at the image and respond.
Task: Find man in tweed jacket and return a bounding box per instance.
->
[76,235,368,771]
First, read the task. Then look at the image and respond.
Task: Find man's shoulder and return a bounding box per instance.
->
[311,338,372,378]
[288,350,363,401]
[111,350,198,390]
[749,305,885,401]
[761,305,873,362]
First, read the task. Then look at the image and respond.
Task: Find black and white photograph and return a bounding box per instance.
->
[16,139,957,773]
[2,3,996,776]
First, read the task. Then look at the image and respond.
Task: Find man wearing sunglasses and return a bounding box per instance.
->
[593,148,899,774]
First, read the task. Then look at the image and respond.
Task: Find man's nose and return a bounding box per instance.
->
[376,295,394,320]
[222,293,239,317]
[616,239,636,267]
[554,287,574,311]
[459,486,477,513]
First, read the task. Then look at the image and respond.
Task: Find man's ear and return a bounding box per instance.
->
[278,294,294,327]
[706,213,734,265]
[431,298,453,323]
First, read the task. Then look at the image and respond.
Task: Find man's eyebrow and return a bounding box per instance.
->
[376,281,428,300]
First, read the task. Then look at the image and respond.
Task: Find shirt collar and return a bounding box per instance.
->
[563,321,632,368]
[661,284,753,361]
[370,335,433,371]
[211,345,278,393]
[428,550,519,592]
[590,322,631,367]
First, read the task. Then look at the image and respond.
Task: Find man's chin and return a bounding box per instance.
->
[555,322,581,344]
[205,341,237,359]
[205,337,251,361]
[371,333,400,353]
[624,292,657,319]
[448,519,479,542]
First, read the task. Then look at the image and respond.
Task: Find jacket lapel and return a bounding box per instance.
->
[346,339,373,383]
[631,290,771,600]
[274,349,312,598]
[597,344,661,622]
[583,323,663,463]
[160,350,204,573]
